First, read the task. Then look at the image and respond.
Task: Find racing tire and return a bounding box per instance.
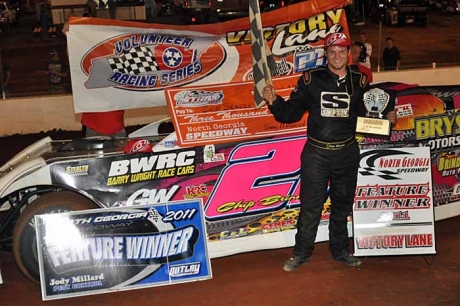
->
[12,191,97,284]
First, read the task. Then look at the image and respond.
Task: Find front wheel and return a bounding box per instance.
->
[12,192,97,284]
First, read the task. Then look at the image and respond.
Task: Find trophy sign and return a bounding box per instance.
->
[356,88,394,136]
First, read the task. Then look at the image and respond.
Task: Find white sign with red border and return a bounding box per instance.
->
[353,147,436,256]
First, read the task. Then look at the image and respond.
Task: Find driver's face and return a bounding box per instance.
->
[326,45,349,72]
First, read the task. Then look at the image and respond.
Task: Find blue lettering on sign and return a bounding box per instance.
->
[108,72,157,87]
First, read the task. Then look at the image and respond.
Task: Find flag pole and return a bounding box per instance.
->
[249,0,273,109]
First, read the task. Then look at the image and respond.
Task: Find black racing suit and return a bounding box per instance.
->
[268,65,370,258]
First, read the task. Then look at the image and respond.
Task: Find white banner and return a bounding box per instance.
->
[353,147,436,256]
[68,21,239,113]
[66,2,351,112]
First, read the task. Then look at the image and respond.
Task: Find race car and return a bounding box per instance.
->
[1,83,459,285]
[0,120,306,284]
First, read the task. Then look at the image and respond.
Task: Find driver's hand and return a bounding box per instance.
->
[386,111,397,125]
[262,85,276,105]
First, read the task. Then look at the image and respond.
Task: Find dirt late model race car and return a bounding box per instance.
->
[1,82,460,285]
[0,121,312,284]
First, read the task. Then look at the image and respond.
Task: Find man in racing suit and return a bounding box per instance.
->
[262,32,396,271]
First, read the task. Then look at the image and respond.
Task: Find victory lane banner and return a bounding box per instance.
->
[164,75,308,147]
[353,147,436,257]
[35,199,211,300]
[67,0,350,113]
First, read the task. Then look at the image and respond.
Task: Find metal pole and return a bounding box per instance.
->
[0,51,5,100]
[133,2,136,20]
[377,20,382,73]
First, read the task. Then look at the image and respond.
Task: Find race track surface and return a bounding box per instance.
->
[0,217,459,306]
[0,132,459,306]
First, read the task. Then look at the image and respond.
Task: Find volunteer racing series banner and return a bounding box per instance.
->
[67,0,350,112]
[35,200,211,300]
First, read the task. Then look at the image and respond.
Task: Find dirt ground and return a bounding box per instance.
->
[0,215,459,306]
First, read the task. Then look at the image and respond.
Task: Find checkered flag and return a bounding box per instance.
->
[359,167,401,180]
[249,0,276,109]
[432,184,451,206]
[295,45,313,52]
[108,46,159,75]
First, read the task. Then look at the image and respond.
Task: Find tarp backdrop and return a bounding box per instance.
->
[68,0,351,112]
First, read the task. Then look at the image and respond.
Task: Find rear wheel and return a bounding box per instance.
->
[12,192,96,284]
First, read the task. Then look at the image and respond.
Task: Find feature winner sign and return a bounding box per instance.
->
[35,199,211,300]
[353,147,436,257]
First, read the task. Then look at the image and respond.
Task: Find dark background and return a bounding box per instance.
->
[0,4,459,305]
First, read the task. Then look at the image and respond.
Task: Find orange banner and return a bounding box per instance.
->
[225,2,351,83]
[162,1,351,147]
[165,75,309,147]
